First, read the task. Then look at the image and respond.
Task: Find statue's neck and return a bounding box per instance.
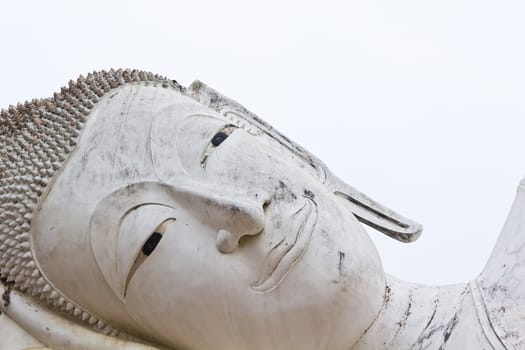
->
[351,275,498,350]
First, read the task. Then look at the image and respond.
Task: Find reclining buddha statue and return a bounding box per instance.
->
[0,69,523,349]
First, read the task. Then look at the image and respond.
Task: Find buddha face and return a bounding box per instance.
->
[31,84,385,350]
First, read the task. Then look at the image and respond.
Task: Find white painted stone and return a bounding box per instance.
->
[0,70,523,349]
[0,284,161,349]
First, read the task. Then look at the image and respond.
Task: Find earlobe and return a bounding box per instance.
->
[333,186,422,243]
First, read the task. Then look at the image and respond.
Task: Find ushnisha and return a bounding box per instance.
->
[0,70,523,349]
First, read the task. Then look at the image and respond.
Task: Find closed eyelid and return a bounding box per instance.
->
[124,218,175,297]
[174,115,234,175]
[200,124,238,169]
[94,199,178,301]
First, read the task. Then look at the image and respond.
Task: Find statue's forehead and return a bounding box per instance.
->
[79,83,317,187]
[68,84,229,191]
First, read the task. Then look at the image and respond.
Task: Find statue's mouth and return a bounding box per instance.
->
[251,196,318,292]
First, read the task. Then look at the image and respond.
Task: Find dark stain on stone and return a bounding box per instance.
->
[1,277,14,308]
[272,180,297,202]
[487,284,508,298]
[422,298,439,333]
[414,324,446,349]
[410,301,445,350]
[439,312,459,349]
[384,284,392,304]
[303,189,315,199]
[338,251,345,276]
[396,291,413,334]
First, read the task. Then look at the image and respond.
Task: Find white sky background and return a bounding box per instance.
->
[1,0,524,285]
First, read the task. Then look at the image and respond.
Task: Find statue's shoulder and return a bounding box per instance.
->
[477,179,525,349]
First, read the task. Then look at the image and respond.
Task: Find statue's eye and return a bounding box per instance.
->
[142,232,163,256]
[201,125,238,168]
[124,218,175,297]
[211,132,229,147]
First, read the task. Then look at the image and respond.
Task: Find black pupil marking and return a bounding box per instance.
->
[142,232,163,256]
[211,132,228,147]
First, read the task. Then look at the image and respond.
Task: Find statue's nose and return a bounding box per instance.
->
[214,196,268,254]
[161,180,269,253]
[196,194,267,254]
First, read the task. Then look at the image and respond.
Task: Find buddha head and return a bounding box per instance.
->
[0,70,421,350]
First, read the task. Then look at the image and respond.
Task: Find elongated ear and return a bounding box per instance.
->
[333,181,422,243]
[186,80,423,243]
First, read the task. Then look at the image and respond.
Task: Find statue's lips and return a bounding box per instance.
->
[251,197,318,292]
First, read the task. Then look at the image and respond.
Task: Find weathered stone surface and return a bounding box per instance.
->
[0,70,522,349]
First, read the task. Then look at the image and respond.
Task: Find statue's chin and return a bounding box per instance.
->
[126,266,384,350]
